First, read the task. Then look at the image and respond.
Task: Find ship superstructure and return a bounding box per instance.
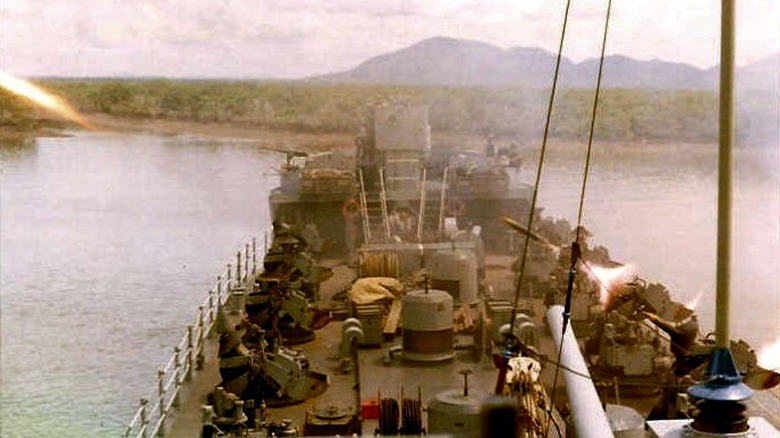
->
[122,102,779,438]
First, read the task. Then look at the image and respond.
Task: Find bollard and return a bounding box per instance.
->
[140,398,150,438]
[214,387,226,415]
[245,399,256,429]
[186,326,194,380]
[234,400,245,423]
[252,238,257,274]
[173,347,181,407]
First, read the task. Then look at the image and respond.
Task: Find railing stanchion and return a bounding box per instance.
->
[244,243,249,281]
[124,231,272,436]
[197,306,205,369]
[236,252,242,284]
[172,347,181,407]
[157,369,166,420]
[218,275,224,303]
[140,398,149,438]
[208,289,215,323]
[186,326,194,380]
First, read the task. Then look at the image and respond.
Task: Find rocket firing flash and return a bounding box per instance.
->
[587,263,634,306]
[684,291,703,311]
[758,337,780,373]
[743,337,780,391]
[0,71,92,129]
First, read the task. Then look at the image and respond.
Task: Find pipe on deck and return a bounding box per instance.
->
[547,305,614,438]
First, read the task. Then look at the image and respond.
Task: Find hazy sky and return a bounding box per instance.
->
[2,0,778,79]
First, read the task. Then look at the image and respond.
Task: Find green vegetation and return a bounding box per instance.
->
[1,88,37,130]
[3,78,739,142]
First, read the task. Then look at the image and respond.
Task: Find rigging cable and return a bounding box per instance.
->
[498,1,572,429]
[544,0,613,435]
[502,0,573,431]
[562,0,614,335]
[497,0,573,429]
[509,0,573,334]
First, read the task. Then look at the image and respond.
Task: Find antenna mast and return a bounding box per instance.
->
[687,0,753,433]
[715,0,735,350]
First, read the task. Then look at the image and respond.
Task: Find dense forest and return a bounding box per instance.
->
[2,79,776,144]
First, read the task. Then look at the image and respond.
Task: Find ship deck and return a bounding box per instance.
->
[163,255,780,437]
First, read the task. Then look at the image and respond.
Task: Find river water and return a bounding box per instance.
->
[1,131,778,437]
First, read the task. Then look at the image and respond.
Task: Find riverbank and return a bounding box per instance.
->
[10,111,504,153]
[0,111,69,145]
[86,114,506,152]
[86,113,355,152]
[9,112,724,159]
[1,125,66,144]
[40,79,735,143]
[5,78,777,150]
[2,112,354,152]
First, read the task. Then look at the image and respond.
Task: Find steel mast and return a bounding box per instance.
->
[686,0,753,433]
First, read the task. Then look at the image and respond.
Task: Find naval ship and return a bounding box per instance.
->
[120,101,779,438]
[122,2,780,437]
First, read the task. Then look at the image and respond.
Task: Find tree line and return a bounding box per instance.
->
[3,78,774,144]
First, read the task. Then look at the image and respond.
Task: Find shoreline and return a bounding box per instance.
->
[5,112,722,155]
[86,113,357,152]
[1,113,357,153]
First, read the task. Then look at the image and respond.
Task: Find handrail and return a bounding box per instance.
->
[123,236,265,438]
[416,167,427,240]
[379,167,391,240]
[357,167,372,243]
[438,167,449,236]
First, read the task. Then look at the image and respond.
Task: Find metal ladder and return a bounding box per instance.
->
[437,167,449,235]
[416,167,449,241]
[357,167,372,244]
[358,167,390,244]
[416,167,427,240]
[379,168,391,240]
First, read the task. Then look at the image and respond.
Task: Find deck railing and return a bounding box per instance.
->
[123,233,269,438]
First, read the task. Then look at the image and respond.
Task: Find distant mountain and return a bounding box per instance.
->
[568,55,713,89]
[735,54,779,147]
[314,37,550,86]
[737,53,779,92]
[311,37,776,91]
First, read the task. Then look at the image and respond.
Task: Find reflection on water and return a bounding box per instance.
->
[0,136,38,161]
[531,142,779,348]
[1,133,777,437]
[1,132,279,437]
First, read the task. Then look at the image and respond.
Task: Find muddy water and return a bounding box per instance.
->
[525,141,779,348]
[1,132,777,437]
[1,132,278,436]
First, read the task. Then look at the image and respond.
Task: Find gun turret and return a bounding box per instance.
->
[643,311,705,376]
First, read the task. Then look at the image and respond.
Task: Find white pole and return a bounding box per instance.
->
[547,305,614,438]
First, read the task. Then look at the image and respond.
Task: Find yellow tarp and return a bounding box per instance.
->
[348,277,403,305]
